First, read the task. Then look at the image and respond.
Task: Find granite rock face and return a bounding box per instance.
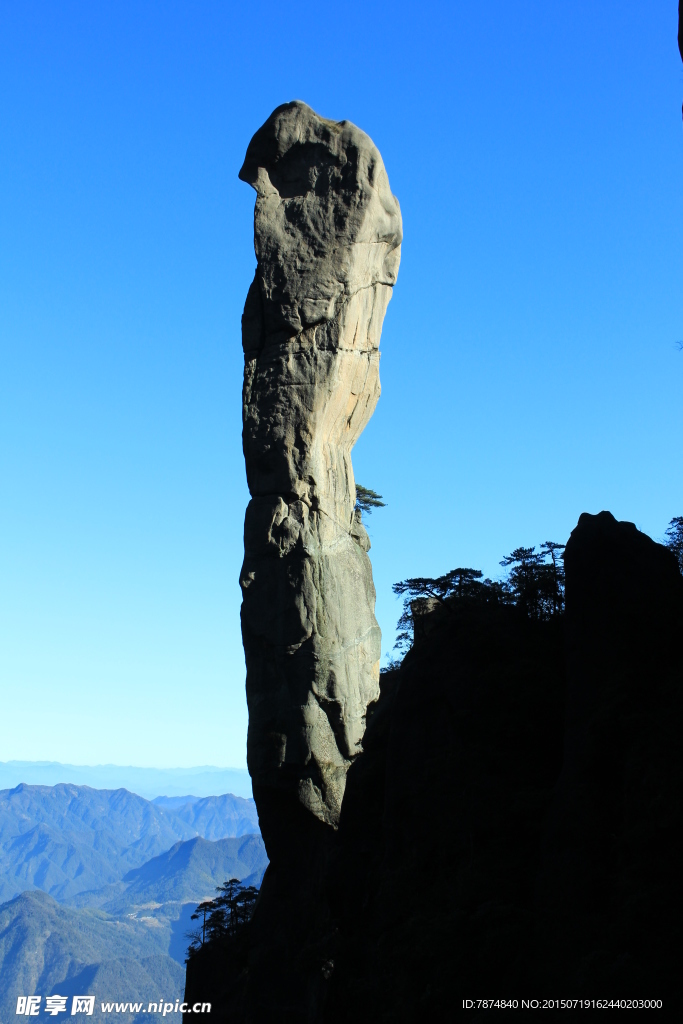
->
[238,102,402,843]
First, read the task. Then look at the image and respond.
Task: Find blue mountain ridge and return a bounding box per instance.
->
[0,784,268,1021]
[0,784,260,904]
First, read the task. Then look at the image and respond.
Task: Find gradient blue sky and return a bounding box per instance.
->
[1,1,682,769]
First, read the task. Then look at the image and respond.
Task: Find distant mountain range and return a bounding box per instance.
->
[0,762,252,799]
[69,834,267,912]
[0,784,268,1019]
[152,794,260,841]
[0,784,260,904]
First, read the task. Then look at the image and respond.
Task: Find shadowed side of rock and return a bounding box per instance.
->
[324,511,683,1018]
[188,511,683,1018]
[325,600,567,1020]
[534,511,683,993]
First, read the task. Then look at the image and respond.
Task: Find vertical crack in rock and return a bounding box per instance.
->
[238,101,402,846]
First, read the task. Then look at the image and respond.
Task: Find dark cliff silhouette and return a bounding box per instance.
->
[185,512,683,1020]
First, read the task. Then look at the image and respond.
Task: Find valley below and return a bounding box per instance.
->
[0,783,266,1022]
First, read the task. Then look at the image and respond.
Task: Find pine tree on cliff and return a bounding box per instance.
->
[391,540,567,654]
[355,485,386,515]
[539,541,566,616]
[499,543,566,619]
[392,568,501,651]
[665,516,683,572]
[500,546,544,617]
[186,878,259,961]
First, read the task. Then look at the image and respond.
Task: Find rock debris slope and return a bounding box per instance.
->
[238,101,402,847]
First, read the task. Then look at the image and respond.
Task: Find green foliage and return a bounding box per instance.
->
[355,484,386,515]
[186,878,258,962]
[665,516,683,572]
[391,541,566,655]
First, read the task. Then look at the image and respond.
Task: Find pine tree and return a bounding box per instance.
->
[355,485,386,515]
[665,516,683,572]
[499,546,544,617]
[186,878,259,961]
[539,541,566,616]
[392,568,497,651]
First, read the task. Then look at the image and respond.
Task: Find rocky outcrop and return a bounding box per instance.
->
[238,101,402,853]
[187,511,683,1018]
[321,512,683,1017]
[535,511,683,991]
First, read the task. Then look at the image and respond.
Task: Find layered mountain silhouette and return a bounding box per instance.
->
[152,794,260,842]
[69,835,267,912]
[0,784,259,903]
[0,763,252,799]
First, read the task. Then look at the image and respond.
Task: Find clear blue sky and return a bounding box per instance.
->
[1,1,682,769]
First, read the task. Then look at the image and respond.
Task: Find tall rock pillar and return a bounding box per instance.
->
[238,102,402,858]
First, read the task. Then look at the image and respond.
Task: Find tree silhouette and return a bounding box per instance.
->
[190,899,214,947]
[186,878,259,962]
[499,543,565,619]
[665,516,683,572]
[391,568,507,651]
[499,546,544,617]
[539,541,566,616]
[393,568,484,604]
[391,540,566,655]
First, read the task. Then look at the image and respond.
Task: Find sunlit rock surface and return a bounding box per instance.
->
[238,101,402,840]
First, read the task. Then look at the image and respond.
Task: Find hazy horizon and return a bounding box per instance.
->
[0,761,253,800]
